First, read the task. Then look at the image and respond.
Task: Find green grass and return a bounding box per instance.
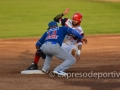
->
[0,0,120,38]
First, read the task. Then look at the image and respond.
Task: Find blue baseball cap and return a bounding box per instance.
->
[48,21,58,27]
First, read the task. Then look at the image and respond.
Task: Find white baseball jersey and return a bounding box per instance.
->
[59,18,84,52]
[60,19,84,45]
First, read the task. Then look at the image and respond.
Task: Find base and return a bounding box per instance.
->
[21,70,46,74]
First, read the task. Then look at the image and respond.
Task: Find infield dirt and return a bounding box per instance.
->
[0,35,120,90]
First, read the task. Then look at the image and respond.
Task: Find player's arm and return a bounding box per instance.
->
[63,26,87,43]
[54,13,64,22]
[67,27,87,53]
[54,8,69,22]
[77,36,87,56]
[76,33,84,55]
[66,27,83,39]
[69,28,87,62]
[53,8,70,26]
[36,32,47,50]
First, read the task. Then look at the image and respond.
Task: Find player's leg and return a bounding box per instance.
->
[53,48,76,71]
[33,52,41,64]
[41,42,76,76]
[26,52,40,70]
[26,51,46,70]
[61,43,77,57]
[42,55,53,73]
[50,43,76,75]
[61,43,71,52]
[52,47,76,76]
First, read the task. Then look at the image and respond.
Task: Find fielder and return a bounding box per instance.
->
[36,21,87,76]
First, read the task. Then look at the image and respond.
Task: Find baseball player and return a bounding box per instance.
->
[54,8,84,61]
[36,21,87,76]
[25,8,85,71]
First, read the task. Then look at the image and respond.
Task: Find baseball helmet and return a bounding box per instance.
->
[72,12,82,25]
[48,21,58,27]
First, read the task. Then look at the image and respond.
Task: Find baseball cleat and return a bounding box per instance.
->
[26,62,38,70]
[42,69,48,74]
[53,71,68,76]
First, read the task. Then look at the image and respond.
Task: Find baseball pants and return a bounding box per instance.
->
[41,41,76,71]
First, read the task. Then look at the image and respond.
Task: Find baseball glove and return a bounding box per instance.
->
[36,49,46,59]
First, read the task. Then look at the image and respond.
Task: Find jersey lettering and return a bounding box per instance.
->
[45,30,58,40]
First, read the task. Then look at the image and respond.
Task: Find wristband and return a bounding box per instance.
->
[77,50,81,55]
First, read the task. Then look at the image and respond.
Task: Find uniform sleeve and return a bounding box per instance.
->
[54,13,64,22]
[73,33,84,41]
[36,32,47,47]
[53,14,68,26]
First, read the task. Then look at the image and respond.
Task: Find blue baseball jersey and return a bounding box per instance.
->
[36,26,83,47]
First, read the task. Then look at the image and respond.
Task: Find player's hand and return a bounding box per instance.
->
[63,8,70,15]
[36,46,42,53]
[81,38,87,44]
[36,49,43,53]
[76,54,80,62]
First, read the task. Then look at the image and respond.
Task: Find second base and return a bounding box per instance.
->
[21,70,46,74]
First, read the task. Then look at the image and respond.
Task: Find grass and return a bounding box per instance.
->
[0,0,120,38]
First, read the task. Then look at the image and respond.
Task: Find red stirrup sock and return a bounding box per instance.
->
[33,54,40,64]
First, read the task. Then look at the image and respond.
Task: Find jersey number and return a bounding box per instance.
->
[46,30,58,39]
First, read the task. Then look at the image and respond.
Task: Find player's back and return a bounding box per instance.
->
[45,26,70,46]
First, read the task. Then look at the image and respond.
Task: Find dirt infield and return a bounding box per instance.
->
[0,35,120,90]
